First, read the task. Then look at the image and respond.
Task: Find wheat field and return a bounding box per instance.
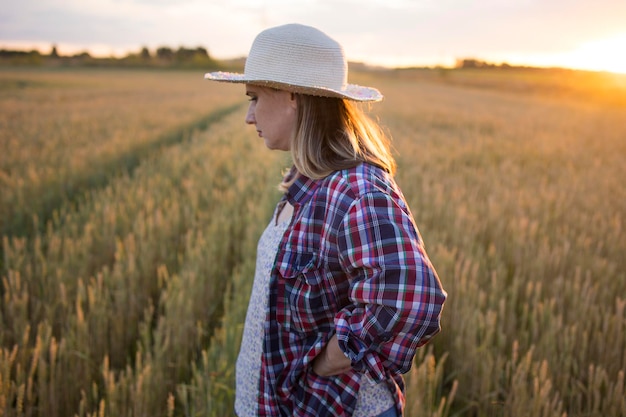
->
[1,67,625,417]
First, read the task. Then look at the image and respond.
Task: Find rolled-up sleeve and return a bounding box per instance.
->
[334,191,446,381]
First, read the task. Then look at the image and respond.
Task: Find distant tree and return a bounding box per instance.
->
[175,46,196,62]
[140,47,151,60]
[50,44,59,58]
[456,58,478,69]
[0,49,43,65]
[156,46,174,61]
[195,46,209,58]
[456,58,500,69]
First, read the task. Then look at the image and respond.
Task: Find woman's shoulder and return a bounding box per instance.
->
[307,164,411,227]
[328,163,398,198]
[308,163,403,213]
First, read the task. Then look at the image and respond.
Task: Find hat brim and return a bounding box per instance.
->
[204,71,383,102]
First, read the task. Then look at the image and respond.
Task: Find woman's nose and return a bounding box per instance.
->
[245,104,255,125]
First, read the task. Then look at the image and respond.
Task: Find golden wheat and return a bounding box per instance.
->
[1,68,624,417]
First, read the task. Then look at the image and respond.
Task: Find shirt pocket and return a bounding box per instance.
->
[275,251,336,335]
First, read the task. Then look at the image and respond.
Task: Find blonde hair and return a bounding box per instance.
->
[281,94,396,190]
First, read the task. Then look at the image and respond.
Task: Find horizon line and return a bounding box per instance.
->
[2,40,626,76]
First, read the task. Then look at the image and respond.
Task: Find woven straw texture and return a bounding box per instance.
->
[205,24,382,102]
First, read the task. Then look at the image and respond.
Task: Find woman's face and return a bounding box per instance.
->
[245,85,298,151]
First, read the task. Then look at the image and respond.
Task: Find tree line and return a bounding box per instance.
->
[0,44,227,69]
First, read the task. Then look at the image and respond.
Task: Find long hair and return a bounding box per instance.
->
[281,94,396,190]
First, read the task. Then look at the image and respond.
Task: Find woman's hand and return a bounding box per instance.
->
[312,334,352,376]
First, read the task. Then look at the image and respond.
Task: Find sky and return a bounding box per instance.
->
[2,0,626,74]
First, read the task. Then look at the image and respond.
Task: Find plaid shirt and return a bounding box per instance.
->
[258,163,446,416]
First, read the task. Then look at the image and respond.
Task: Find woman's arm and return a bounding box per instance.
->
[334,191,446,381]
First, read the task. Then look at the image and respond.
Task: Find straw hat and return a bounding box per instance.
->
[204,23,383,102]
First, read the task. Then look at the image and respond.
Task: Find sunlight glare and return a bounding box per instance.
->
[562,34,626,74]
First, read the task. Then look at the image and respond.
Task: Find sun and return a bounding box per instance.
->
[561,34,626,74]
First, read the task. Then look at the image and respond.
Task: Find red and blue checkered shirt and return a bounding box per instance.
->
[258,163,446,416]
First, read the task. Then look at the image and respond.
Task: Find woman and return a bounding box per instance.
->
[205,23,446,417]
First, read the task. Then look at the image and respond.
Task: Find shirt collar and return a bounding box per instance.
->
[284,166,320,205]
